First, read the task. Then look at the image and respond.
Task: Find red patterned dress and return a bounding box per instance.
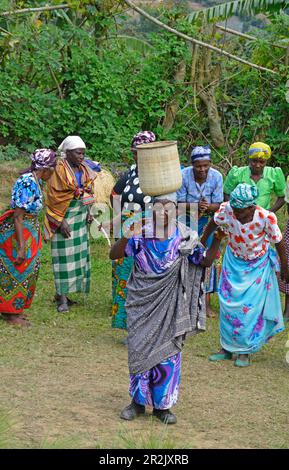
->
[0,173,42,314]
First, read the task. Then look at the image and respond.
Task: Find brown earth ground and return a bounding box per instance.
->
[1,162,289,448]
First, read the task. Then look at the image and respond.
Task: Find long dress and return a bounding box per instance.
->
[0,173,42,314]
[111,163,153,329]
[215,202,284,354]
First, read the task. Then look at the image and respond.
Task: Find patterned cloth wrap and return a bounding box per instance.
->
[191,145,211,162]
[30,148,57,170]
[248,142,271,160]
[230,183,258,209]
[131,130,156,148]
[219,246,284,355]
[0,210,42,314]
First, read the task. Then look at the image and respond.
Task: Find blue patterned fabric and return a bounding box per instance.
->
[177,167,223,204]
[219,246,284,354]
[129,353,181,410]
[230,183,258,209]
[10,173,43,215]
[125,228,182,274]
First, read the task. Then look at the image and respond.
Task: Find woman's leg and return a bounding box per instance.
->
[151,354,181,424]
[284,295,289,320]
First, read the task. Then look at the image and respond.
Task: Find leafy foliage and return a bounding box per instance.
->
[187,0,289,23]
[0,2,288,170]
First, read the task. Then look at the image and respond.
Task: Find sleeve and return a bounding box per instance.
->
[264,212,282,243]
[176,169,188,202]
[211,172,224,203]
[214,202,229,226]
[112,171,129,195]
[273,167,286,197]
[285,177,289,204]
[11,175,38,211]
[223,166,239,195]
[125,237,140,258]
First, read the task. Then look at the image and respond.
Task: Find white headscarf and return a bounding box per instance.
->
[58,136,86,158]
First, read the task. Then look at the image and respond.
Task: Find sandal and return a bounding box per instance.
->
[209,351,232,362]
[234,356,251,367]
[57,303,69,313]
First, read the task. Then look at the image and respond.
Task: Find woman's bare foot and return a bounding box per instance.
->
[2,314,31,327]
[206,306,216,318]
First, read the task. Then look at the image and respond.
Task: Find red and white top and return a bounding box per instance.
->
[214,202,282,260]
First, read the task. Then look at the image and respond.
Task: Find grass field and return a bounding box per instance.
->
[1,162,289,449]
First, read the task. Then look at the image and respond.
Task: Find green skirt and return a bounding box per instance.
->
[51,200,90,295]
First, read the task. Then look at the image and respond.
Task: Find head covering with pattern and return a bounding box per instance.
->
[230,183,259,209]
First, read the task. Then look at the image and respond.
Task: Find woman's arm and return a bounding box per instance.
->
[200,218,218,246]
[109,237,129,260]
[269,196,285,213]
[13,207,26,265]
[275,239,289,283]
[200,228,225,267]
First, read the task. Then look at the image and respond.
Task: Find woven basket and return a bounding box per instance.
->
[137,141,182,196]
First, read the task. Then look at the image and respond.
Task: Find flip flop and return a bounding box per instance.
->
[57,303,69,313]
[209,352,232,362]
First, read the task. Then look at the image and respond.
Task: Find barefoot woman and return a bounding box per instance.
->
[0,149,56,326]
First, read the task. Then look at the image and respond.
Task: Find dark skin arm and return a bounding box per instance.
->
[269,196,285,213]
[224,193,230,202]
[200,232,223,267]
[13,207,26,265]
[109,236,129,260]
[275,239,289,283]
[59,219,71,238]
[200,218,218,246]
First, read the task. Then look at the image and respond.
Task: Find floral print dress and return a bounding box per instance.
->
[214,202,284,354]
[0,173,43,315]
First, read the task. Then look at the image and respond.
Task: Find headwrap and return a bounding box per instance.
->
[191,145,211,162]
[31,148,57,170]
[58,136,86,158]
[248,142,271,160]
[131,131,156,149]
[230,183,259,209]
[20,148,57,175]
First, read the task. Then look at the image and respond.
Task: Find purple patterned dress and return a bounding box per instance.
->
[125,229,182,410]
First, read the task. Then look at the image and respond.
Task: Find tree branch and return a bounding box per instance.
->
[216,24,288,50]
[123,0,278,75]
[0,4,69,17]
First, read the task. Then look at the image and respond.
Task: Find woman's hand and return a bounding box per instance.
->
[215,227,227,240]
[59,220,71,238]
[15,247,25,265]
[86,213,94,225]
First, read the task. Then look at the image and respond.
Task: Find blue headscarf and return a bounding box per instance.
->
[191,145,211,162]
[230,183,258,209]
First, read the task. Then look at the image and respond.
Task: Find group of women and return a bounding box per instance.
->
[0,136,97,326]
[110,135,289,424]
[1,132,289,426]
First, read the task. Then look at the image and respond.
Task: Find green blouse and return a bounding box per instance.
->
[223,166,286,210]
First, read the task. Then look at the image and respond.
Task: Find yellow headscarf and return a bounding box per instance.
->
[248,142,271,160]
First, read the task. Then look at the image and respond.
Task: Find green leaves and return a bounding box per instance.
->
[187,0,289,23]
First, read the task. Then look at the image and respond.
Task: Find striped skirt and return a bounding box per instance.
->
[51,200,90,295]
